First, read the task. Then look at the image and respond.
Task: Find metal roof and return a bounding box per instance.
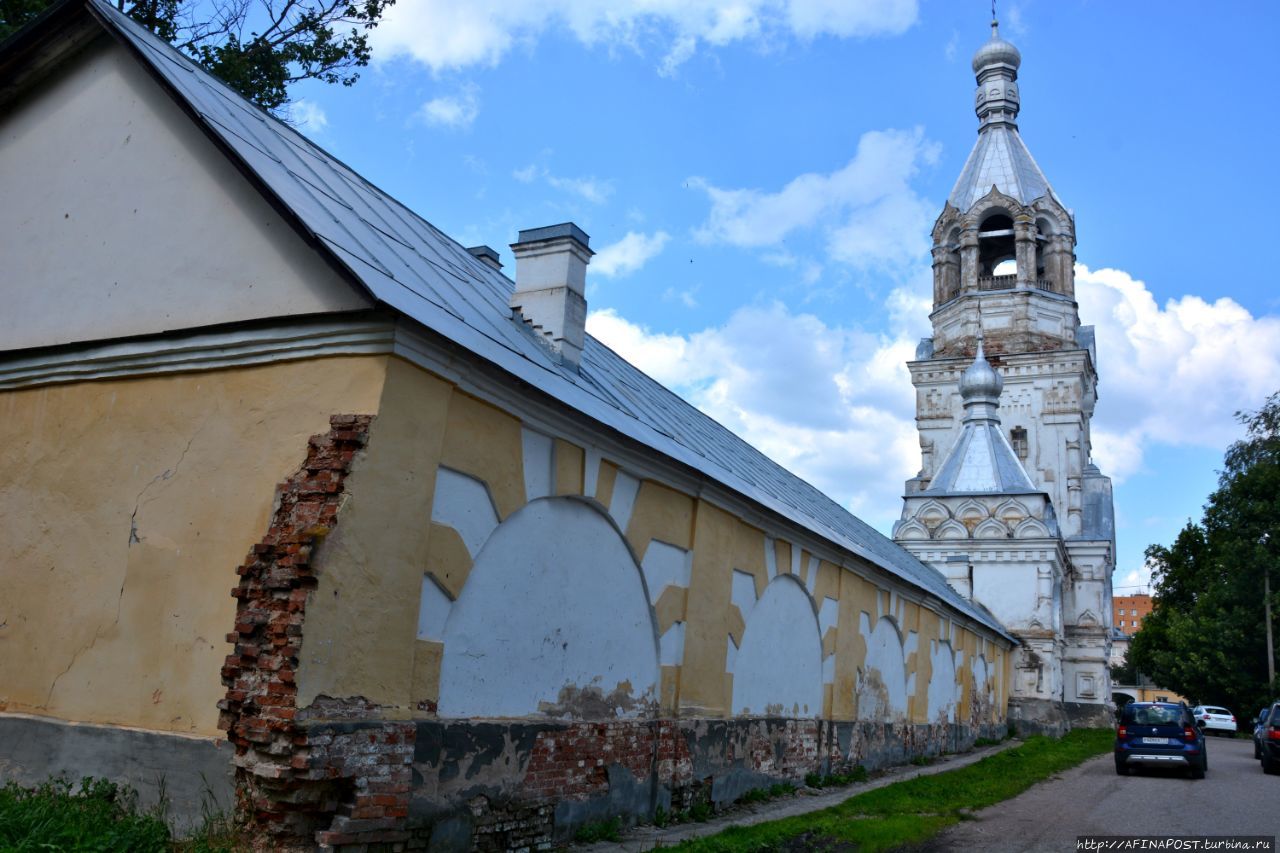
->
[927,421,1037,495]
[949,123,1060,212]
[83,0,1012,639]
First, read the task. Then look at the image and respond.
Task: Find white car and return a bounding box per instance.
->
[1192,705,1237,735]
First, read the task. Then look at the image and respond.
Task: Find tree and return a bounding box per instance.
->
[1130,391,1280,713]
[1,0,394,112]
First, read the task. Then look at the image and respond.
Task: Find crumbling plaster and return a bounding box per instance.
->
[0,356,388,735]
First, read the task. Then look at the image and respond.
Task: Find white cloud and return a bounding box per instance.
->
[663,285,700,308]
[593,231,671,277]
[691,127,939,271]
[417,83,480,128]
[546,174,613,204]
[579,253,1280,557]
[510,163,613,203]
[512,164,540,183]
[374,0,918,74]
[1077,264,1280,482]
[288,99,329,134]
[587,302,919,529]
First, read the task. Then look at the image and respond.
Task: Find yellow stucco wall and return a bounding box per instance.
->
[3,350,1009,734]
[0,356,389,736]
[296,358,450,712]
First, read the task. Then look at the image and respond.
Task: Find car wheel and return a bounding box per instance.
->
[1264,755,1279,775]
[1190,759,1205,780]
[1114,761,1129,776]
[1256,743,1262,759]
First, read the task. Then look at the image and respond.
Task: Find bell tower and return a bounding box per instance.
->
[895,19,1115,732]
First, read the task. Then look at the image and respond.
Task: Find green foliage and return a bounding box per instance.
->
[653,805,670,828]
[0,776,242,852]
[908,755,933,766]
[0,777,170,851]
[806,766,869,789]
[670,729,1114,853]
[0,0,52,40]
[972,736,1004,747]
[573,816,622,844]
[1109,650,1140,687]
[1129,390,1280,713]
[688,802,713,823]
[0,0,394,112]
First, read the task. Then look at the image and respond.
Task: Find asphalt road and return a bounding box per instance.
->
[923,735,1280,852]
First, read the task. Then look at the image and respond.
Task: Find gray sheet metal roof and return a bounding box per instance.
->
[86,0,1011,640]
[949,124,1060,212]
[927,421,1037,495]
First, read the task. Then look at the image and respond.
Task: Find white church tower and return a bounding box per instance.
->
[894,19,1115,732]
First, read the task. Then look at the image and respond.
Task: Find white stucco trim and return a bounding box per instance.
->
[431,468,500,559]
[520,428,555,502]
[641,541,693,602]
[0,318,394,390]
[0,314,1016,652]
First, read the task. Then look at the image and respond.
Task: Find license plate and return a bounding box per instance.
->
[1141,737,1168,744]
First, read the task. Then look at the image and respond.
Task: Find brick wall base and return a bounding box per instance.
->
[396,715,1006,852]
[212,415,1009,851]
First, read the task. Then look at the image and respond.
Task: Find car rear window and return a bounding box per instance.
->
[1124,704,1181,725]
[1204,707,1229,715]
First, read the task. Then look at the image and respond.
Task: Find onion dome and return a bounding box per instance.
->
[972,21,1021,74]
[959,336,1003,404]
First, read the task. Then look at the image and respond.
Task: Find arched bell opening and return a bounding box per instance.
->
[977,213,1016,290]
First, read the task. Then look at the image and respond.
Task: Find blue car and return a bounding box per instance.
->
[1115,701,1207,779]
[1259,702,1280,775]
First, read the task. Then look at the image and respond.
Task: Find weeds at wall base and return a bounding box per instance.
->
[0,776,243,852]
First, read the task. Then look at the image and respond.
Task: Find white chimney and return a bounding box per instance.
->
[509,223,593,369]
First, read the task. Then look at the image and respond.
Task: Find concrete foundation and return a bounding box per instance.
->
[1064,701,1116,729]
[1007,697,1070,737]
[0,714,234,829]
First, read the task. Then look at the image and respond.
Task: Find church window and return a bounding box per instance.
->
[1010,427,1028,459]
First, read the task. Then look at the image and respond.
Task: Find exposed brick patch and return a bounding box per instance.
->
[216,414,415,850]
[469,796,555,852]
[521,720,693,803]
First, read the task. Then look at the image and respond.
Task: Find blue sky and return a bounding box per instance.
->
[286,0,1280,593]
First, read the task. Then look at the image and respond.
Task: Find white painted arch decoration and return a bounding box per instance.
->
[927,641,959,723]
[856,613,909,723]
[436,497,660,719]
[731,575,823,717]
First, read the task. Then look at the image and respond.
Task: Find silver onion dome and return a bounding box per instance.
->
[959,336,1003,403]
[971,21,1021,73]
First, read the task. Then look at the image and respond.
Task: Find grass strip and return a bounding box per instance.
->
[0,777,170,852]
[672,728,1114,853]
[0,777,242,852]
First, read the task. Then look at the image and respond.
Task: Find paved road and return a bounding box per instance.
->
[924,735,1279,852]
